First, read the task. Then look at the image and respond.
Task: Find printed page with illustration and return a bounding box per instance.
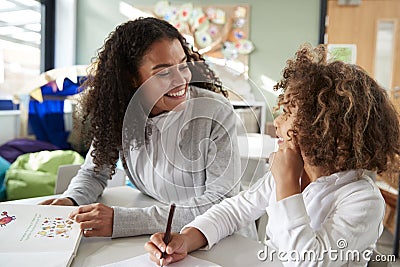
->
[0,203,82,267]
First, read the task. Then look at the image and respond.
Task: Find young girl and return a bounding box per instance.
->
[145,44,400,266]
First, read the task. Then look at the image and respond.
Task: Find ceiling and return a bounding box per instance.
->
[0,0,41,48]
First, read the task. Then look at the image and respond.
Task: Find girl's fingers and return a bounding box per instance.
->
[290,134,302,154]
[169,252,188,263]
[144,241,163,260]
[165,234,185,254]
[268,152,275,169]
[145,239,161,253]
[150,232,166,252]
[145,234,189,266]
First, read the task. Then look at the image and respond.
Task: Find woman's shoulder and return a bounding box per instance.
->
[191,86,231,104]
[190,86,233,112]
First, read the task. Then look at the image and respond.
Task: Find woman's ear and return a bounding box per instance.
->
[131,78,139,89]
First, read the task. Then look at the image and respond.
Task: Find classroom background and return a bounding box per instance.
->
[0,0,399,265]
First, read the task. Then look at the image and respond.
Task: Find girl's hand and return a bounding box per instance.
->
[270,136,304,201]
[68,203,114,237]
[144,232,188,266]
[144,227,207,266]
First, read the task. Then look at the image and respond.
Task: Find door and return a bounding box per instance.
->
[326,0,400,112]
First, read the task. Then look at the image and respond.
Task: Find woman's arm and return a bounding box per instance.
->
[61,145,109,205]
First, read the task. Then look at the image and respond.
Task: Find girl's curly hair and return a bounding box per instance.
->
[274,44,400,174]
[78,17,226,176]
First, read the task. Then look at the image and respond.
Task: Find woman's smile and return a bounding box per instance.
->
[164,85,187,99]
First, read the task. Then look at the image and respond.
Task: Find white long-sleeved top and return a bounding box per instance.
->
[184,169,385,266]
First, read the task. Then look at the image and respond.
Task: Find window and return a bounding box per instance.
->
[0,0,42,98]
[374,20,396,90]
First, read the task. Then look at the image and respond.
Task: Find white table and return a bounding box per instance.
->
[9,186,282,267]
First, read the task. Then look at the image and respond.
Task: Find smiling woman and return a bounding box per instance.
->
[40,17,256,241]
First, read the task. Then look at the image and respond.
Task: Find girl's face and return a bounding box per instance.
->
[273,96,298,147]
[137,38,192,116]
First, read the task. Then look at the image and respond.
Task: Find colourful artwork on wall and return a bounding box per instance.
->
[136,2,254,75]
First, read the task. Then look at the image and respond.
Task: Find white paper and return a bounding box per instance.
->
[99,254,221,267]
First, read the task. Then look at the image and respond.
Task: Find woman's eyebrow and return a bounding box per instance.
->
[151,56,187,70]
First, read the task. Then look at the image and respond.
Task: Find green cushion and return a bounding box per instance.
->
[5,150,84,200]
[5,169,56,200]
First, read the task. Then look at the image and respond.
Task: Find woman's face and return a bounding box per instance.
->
[137,38,192,116]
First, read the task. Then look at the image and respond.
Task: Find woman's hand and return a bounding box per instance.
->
[270,136,304,201]
[69,203,114,237]
[144,233,188,266]
[39,197,75,206]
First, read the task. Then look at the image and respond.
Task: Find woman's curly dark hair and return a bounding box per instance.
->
[79,17,226,176]
[274,44,400,174]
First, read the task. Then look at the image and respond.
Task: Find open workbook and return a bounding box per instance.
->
[0,203,82,267]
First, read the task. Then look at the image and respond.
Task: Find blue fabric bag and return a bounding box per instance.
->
[0,155,11,201]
